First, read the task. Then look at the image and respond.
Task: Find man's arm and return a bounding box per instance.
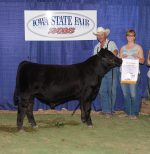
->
[109,41,118,56]
[113,49,118,56]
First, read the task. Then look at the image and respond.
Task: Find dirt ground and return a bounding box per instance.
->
[0,108,149,115]
[0,100,150,115]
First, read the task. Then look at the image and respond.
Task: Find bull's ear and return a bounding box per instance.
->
[98,48,105,56]
[100,48,105,52]
[97,51,101,55]
[97,48,105,56]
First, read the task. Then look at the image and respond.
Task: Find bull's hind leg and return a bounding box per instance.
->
[26,102,37,128]
[80,102,86,123]
[17,102,27,130]
[80,100,93,127]
[84,101,93,127]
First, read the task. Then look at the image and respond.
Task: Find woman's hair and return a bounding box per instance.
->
[126,29,136,37]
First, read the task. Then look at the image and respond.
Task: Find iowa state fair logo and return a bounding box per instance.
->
[27,12,95,38]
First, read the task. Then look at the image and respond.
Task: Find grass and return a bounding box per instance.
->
[0,111,150,154]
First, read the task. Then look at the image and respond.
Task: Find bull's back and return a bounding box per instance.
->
[15,57,99,104]
[16,61,82,101]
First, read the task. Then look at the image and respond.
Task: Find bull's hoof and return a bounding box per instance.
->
[87,125,93,128]
[18,128,25,133]
[81,120,86,123]
[81,118,86,123]
[32,125,38,129]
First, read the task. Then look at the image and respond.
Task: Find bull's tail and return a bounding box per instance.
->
[71,102,80,116]
[13,88,19,106]
[13,61,30,106]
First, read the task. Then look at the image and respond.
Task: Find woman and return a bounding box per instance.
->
[120,29,144,119]
[147,50,150,95]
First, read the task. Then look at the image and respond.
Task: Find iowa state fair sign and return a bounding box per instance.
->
[24,10,97,41]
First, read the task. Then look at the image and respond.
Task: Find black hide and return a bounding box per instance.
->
[14,48,122,130]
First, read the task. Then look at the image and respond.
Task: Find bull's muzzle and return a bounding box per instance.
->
[115,58,122,66]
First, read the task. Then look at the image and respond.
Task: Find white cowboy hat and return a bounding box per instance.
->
[93,27,110,36]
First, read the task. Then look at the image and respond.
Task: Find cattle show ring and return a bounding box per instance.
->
[0,1,150,154]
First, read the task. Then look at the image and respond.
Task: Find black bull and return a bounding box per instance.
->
[14,48,122,130]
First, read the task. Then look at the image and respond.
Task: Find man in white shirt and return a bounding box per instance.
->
[93,27,118,117]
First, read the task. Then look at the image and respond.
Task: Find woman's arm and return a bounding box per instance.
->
[147,50,150,66]
[119,46,128,58]
[137,45,144,64]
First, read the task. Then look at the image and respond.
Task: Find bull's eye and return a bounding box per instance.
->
[109,59,115,64]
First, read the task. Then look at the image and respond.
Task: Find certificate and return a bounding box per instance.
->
[121,58,139,84]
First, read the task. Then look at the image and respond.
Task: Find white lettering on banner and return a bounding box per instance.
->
[25,10,97,41]
[121,59,139,84]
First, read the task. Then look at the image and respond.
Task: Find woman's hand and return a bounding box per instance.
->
[132,53,139,59]
[122,54,128,58]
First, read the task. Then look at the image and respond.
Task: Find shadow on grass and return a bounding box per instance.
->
[0,125,39,133]
[37,117,81,128]
[0,125,18,133]
[0,118,80,133]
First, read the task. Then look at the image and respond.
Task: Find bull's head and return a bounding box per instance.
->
[97,48,122,68]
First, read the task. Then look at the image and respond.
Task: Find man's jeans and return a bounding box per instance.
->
[148,77,150,95]
[98,68,118,113]
[121,75,140,116]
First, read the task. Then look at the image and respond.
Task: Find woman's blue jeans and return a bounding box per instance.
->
[98,68,118,113]
[148,77,150,95]
[120,75,140,116]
